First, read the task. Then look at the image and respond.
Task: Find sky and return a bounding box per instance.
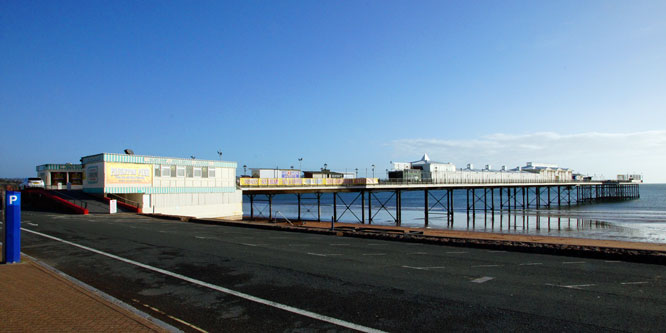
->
[1,1,665,182]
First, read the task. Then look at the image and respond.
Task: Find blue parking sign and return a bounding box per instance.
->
[3,191,21,263]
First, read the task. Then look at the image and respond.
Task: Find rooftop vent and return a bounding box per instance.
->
[124,149,134,155]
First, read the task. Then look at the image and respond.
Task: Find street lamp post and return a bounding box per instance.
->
[243,164,247,176]
[355,168,358,178]
[298,158,303,171]
[372,164,375,178]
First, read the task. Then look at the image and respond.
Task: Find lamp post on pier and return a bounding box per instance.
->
[372,164,375,178]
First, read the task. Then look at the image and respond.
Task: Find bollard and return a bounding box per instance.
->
[331,216,335,231]
[3,191,21,264]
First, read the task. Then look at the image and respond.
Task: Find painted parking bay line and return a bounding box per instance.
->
[545,283,596,290]
[402,265,446,271]
[307,252,343,257]
[471,276,494,284]
[21,228,384,333]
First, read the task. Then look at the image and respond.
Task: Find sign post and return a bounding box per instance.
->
[2,191,21,264]
[109,199,117,214]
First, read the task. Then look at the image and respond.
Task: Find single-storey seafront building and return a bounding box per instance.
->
[80,153,242,219]
[36,163,84,190]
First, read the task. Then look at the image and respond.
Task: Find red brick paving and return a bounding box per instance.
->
[0,257,169,332]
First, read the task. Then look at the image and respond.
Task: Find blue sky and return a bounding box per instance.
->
[2,1,665,181]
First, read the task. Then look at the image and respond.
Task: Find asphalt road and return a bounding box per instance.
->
[17,211,666,332]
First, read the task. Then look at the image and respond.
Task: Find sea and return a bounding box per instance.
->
[242,184,666,244]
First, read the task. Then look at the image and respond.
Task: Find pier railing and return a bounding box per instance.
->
[239,177,593,188]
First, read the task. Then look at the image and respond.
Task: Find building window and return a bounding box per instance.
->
[161,165,171,177]
[170,165,177,178]
[194,167,202,177]
[177,166,185,177]
[186,166,193,178]
[208,168,216,178]
[202,167,208,178]
[154,165,161,177]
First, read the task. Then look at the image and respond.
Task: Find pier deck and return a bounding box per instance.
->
[241,181,640,226]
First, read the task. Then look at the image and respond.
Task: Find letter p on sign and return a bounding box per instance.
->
[9,195,18,205]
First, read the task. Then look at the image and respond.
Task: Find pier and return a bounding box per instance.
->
[241,180,640,226]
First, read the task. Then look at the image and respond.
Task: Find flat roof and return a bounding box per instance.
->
[36,164,83,172]
[80,153,236,168]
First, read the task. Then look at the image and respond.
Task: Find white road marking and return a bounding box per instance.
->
[241,243,266,247]
[402,265,446,270]
[329,243,350,246]
[408,252,428,255]
[445,251,468,254]
[546,283,596,290]
[27,223,39,226]
[132,299,207,333]
[519,262,543,266]
[471,264,503,268]
[307,252,343,257]
[288,244,309,247]
[362,253,386,256]
[195,236,210,239]
[621,281,649,285]
[562,261,586,264]
[471,276,494,284]
[21,228,384,333]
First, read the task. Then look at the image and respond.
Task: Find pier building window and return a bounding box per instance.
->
[208,168,215,178]
[161,165,171,177]
[177,166,185,177]
[154,165,161,177]
[186,166,193,178]
[202,167,208,178]
[170,165,177,178]
[194,167,202,177]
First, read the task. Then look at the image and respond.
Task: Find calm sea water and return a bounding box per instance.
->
[243,184,666,243]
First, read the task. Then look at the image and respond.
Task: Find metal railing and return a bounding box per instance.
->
[106,193,140,208]
[52,191,88,209]
[239,178,592,188]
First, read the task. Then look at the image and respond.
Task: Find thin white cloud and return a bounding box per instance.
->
[391,131,666,183]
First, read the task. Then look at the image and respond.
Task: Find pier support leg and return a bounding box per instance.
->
[449,189,454,226]
[317,193,321,222]
[396,190,401,226]
[466,188,470,222]
[500,187,503,211]
[269,194,273,221]
[425,189,429,228]
[484,188,487,213]
[333,192,337,222]
[250,194,254,220]
[361,191,365,224]
[297,194,301,221]
[368,191,372,224]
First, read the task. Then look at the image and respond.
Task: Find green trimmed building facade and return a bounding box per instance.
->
[78,153,242,219]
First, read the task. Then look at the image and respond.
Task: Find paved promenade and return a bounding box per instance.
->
[0,253,175,332]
